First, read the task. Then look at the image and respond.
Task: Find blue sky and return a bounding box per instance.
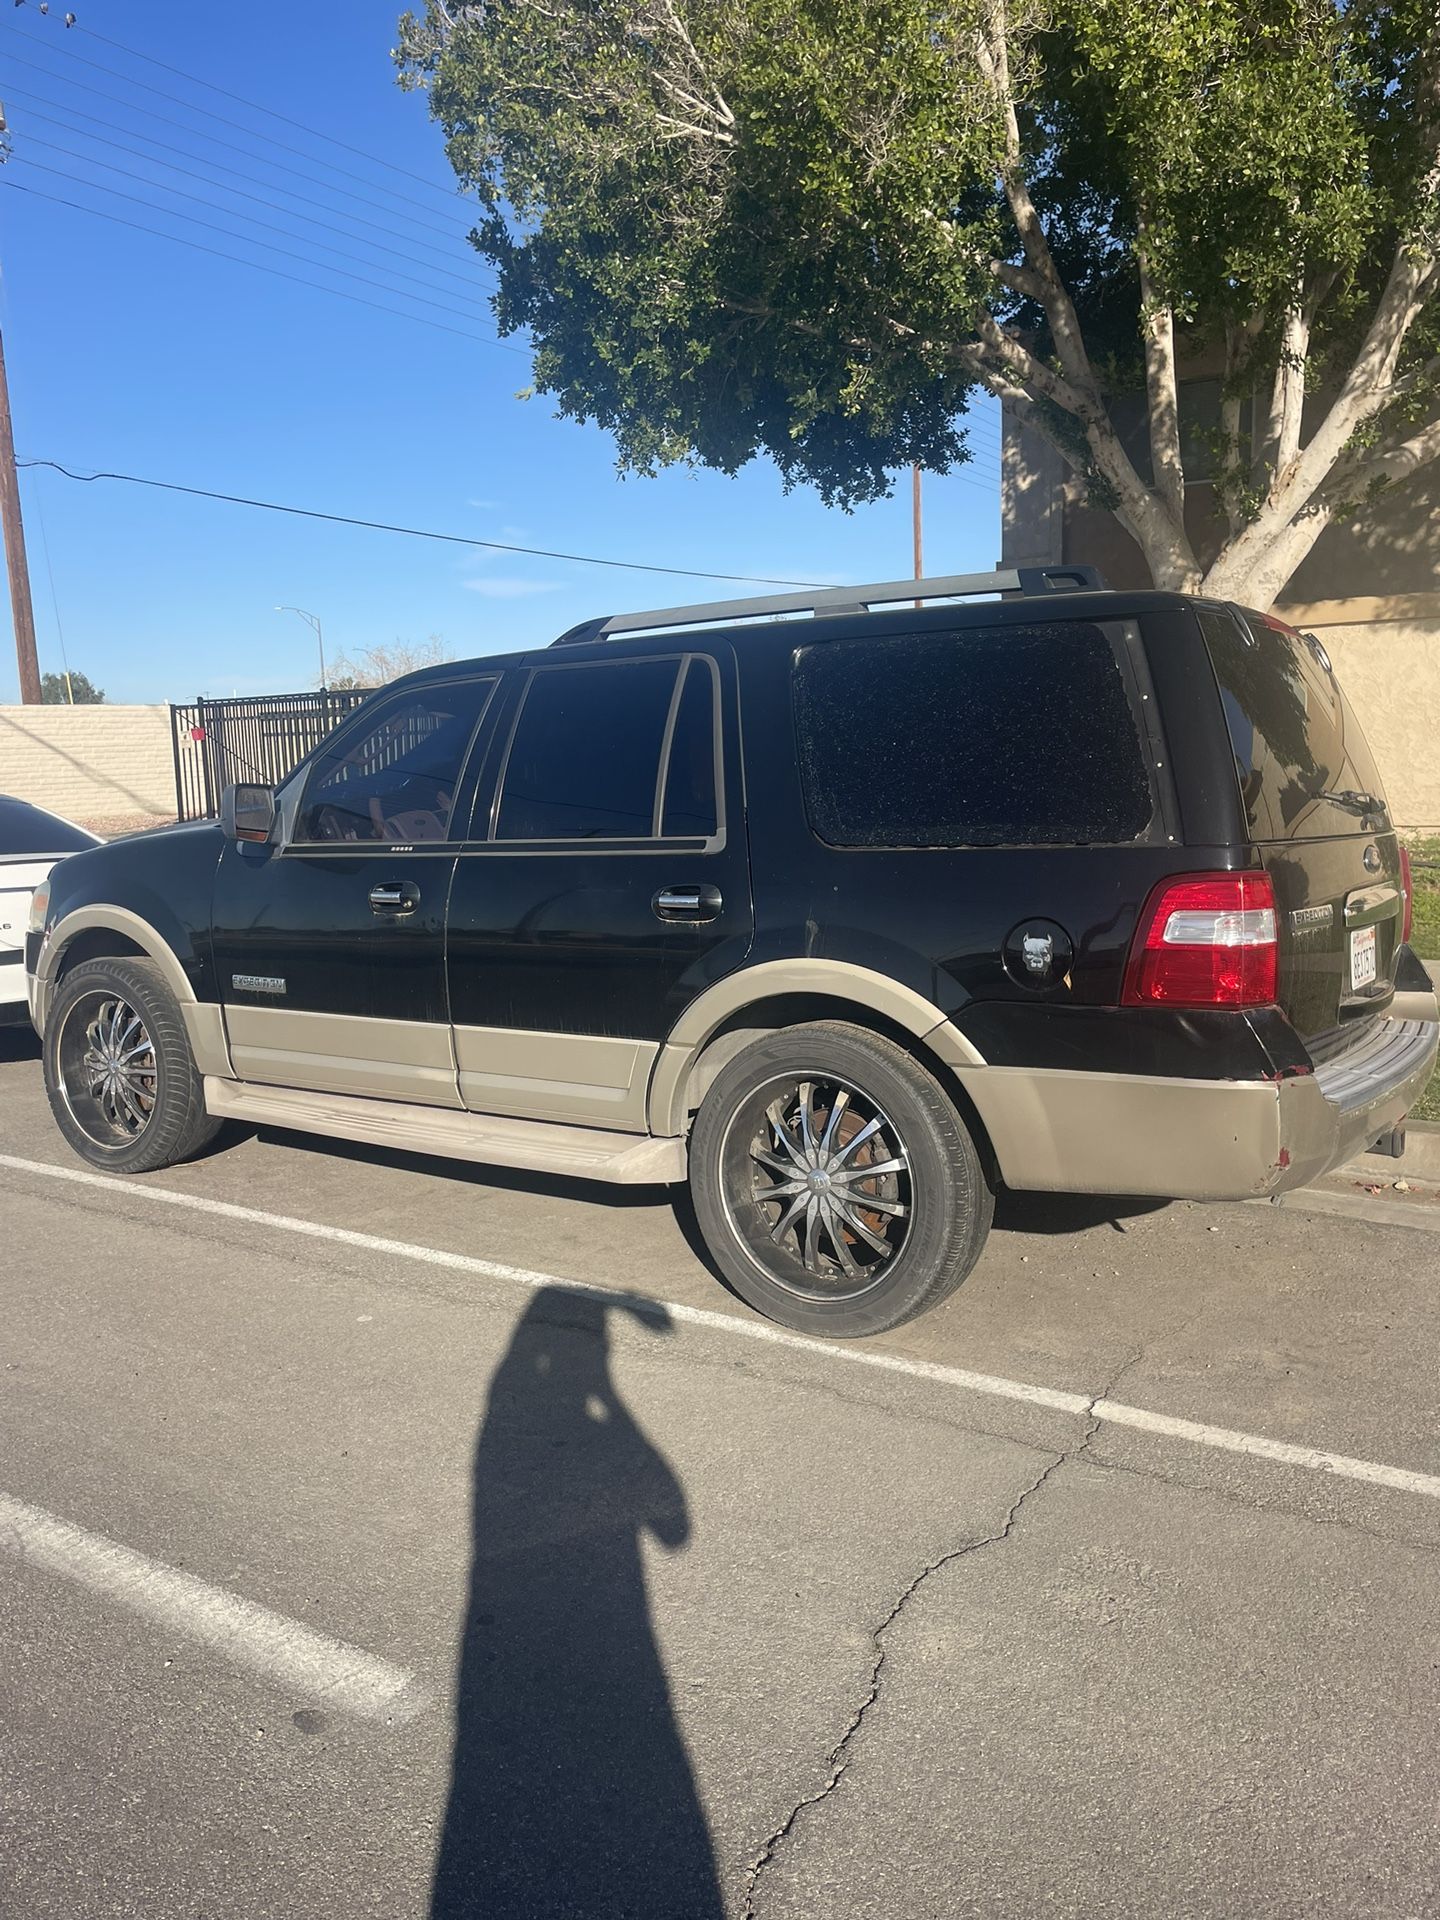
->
[0,0,1000,704]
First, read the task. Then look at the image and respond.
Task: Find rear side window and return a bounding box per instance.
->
[496,656,720,842]
[1200,609,1389,841]
[794,623,1155,848]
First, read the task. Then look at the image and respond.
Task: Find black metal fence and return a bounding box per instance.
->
[170,690,369,821]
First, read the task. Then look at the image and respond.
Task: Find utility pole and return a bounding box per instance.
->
[0,321,40,704]
[911,463,924,609]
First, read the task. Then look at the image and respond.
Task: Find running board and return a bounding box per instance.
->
[203,1078,688,1185]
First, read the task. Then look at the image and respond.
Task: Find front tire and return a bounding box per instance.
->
[43,956,222,1174]
[688,1021,994,1338]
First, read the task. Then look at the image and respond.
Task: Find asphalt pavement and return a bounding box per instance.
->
[2,1023,1438,1919]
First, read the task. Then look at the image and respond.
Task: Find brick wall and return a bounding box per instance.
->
[0,705,174,823]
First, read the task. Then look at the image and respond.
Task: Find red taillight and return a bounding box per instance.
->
[1400,845,1414,947]
[1123,872,1279,1008]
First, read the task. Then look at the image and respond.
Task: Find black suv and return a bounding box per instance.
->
[25,567,1438,1337]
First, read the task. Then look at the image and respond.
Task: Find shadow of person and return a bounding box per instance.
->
[431,1288,723,1920]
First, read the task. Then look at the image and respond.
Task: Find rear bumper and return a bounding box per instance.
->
[963,1010,1439,1201]
[1277,1015,1439,1192]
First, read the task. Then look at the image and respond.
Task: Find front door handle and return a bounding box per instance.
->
[370,880,421,917]
[653,884,722,923]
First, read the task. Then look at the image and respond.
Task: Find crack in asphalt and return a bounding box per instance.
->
[739,1394,1107,1919]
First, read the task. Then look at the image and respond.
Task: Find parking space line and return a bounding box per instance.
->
[1091,1402,1440,1499]
[4,1150,1440,1505]
[0,1490,427,1724]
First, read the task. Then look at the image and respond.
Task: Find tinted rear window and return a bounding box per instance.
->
[0,797,96,856]
[793,623,1155,849]
[1200,609,1390,841]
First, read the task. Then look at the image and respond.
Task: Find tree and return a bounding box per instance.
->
[324,636,453,689]
[40,669,105,704]
[396,0,1439,609]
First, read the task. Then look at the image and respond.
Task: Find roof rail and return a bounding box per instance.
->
[549,564,1109,647]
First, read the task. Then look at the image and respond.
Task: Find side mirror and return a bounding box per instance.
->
[220,783,276,844]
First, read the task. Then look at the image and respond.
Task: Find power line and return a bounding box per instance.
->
[4,85,497,291]
[2,178,527,353]
[0,43,475,247]
[22,130,496,313]
[1,176,1001,489]
[5,21,473,235]
[16,459,835,589]
[76,16,467,211]
[5,171,1002,487]
[17,150,497,329]
[7,124,999,478]
[2,35,1003,491]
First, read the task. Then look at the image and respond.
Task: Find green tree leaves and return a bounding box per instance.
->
[397,0,1439,604]
[40,669,104,704]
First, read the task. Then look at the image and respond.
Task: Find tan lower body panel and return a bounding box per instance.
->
[181,1003,232,1079]
[1390,988,1440,1025]
[454,1025,656,1131]
[223,1005,461,1107]
[203,1077,686,1184]
[961,1065,1287,1199]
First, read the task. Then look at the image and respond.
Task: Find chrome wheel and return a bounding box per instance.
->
[722,1075,914,1301]
[57,990,158,1146]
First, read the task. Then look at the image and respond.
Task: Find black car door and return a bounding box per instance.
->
[211,674,500,1104]
[444,646,753,1130]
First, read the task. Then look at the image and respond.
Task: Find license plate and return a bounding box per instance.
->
[1350,924,1378,989]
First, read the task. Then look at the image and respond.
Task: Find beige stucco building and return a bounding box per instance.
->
[1001,395,1440,830]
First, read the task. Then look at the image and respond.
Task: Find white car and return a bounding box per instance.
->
[0,797,100,1025]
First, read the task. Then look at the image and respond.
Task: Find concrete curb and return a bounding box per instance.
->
[1336,1120,1440,1187]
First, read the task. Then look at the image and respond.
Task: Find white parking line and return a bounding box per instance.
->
[5,1150,1440,1505]
[0,1490,426,1724]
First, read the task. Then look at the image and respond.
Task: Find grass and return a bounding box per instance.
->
[1402,836,1440,1123]
[1406,834,1440,963]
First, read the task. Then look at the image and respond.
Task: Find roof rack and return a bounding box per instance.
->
[550,564,1108,647]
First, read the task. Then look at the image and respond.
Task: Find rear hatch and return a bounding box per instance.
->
[1198,606,1403,1054]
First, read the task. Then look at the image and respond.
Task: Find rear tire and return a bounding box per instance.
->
[688,1021,994,1337]
[43,956,222,1174]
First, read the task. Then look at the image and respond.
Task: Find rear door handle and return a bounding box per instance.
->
[653,884,723,923]
[370,880,421,917]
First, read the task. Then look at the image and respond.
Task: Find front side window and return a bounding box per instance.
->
[496,657,719,842]
[295,680,496,844]
[794,622,1155,849]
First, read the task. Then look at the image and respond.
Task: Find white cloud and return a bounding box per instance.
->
[462,576,565,599]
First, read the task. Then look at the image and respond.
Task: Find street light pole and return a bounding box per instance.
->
[275,605,326,689]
